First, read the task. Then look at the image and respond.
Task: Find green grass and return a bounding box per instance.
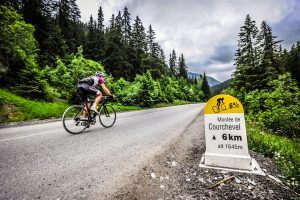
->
[247,122,300,190]
[0,89,198,123]
[111,100,195,112]
[0,89,69,123]
[150,100,194,108]
[111,103,142,112]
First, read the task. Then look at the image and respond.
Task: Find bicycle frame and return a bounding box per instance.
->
[82,97,110,123]
[82,100,96,122]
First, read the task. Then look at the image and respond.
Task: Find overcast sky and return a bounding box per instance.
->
[77,0,300,82]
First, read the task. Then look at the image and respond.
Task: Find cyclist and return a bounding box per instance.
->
[77,71,112,114]
[216,97,224,110]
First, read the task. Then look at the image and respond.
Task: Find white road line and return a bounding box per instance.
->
[0,130,64,142]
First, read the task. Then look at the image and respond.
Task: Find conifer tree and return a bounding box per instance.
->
[122,6,131,45]
[95,6,105,61]
[256,21,282,88]
[131,15,147,74]
[104,12,128,79]
[115,11,123,33]
[3,0,66,66]
[178,54,188,79]
[232,14,260,92]
[97,6,104,32]
[201,72,211,100]
[288,42,300,86]
[109,14,115,30]
[85,15,97,60]
[53,0,83,53]
[169,49,177,76]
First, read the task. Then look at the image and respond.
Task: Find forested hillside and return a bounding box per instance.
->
[229,14,300,190]
[0,1,211,105]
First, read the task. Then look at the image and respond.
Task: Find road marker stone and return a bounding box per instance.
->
[200,94,264,175]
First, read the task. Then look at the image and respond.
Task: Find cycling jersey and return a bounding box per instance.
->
[79,76,105,86]
[78,76,105,101]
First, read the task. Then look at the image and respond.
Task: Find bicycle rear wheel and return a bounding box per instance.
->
[62,105,87,134]
[99,104,116,128]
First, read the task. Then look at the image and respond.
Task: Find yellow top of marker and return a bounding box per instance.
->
[204,94,244,114]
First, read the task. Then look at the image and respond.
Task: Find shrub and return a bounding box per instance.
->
[247,123,300,190]
[245,73,300,138]
[112,78,141,105]
[136,70,163,107]
[45,47,105,102]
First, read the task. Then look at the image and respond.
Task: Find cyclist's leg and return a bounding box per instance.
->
[94,91,102,105]
[85,86,102,108]
[78,84,90,118]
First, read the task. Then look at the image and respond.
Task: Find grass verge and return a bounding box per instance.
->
[1,89,199,123]
[0,89,69,123]
[247,122,300,190]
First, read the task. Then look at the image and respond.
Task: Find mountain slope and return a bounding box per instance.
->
[187,72,221,86]
[210,79,232,95]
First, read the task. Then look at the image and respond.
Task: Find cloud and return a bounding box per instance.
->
[78,0,300,82]
[209,45,236,64]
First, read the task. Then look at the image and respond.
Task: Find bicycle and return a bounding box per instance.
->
[62,96,116,134]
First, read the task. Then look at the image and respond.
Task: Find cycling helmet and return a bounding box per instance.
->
[95,71,105,77]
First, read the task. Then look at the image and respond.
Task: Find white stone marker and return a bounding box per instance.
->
[200,94,264,175]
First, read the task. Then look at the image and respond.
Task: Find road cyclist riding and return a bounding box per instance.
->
[62,71,116,134]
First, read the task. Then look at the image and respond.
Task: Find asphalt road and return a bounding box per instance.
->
[0,104,204,199]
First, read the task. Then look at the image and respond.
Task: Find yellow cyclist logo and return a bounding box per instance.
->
[204,94,244,114]
[212,97,226,113]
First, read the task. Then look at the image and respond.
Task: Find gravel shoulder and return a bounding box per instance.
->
[114,111,299,199]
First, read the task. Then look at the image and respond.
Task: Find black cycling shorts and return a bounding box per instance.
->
[77,83,101,101]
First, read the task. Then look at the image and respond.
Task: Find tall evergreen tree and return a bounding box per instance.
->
[169,49,177,76]
[201,72,211,100]
[109,14,115,29]
[130,15,147,75]
[287,42,300,86]
[53,0,83,53]
[18,0,65,66]
[146,25,160,58]
[115,11,123,32]
[258,21,281,80]
[232,14,260,92]
[122,6,131,45]
[159,47,168,74]
[95,6,105,61]
[85,15,98,60]
[178,54,188,79]
[104,12,129,79]
[97,6,104,32]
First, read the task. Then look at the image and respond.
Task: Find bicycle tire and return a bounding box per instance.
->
[212,106,219,113]
[99,104,116,128]
[62,105,87,134]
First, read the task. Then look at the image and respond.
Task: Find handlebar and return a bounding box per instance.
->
[102,95,115,101]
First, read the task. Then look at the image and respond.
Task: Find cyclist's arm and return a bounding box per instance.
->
[100,83,112,96]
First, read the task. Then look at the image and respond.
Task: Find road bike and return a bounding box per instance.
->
[62,96,116,134]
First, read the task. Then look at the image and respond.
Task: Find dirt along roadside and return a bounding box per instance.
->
[114,111,299,199]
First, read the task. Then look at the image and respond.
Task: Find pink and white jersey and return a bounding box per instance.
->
[91,76,105,87]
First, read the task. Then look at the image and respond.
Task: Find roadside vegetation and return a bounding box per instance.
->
[227,15,300,191]
[247,124,300,189]
[0,4,209,123]
[0,89,68,123]
[0,88,194,124]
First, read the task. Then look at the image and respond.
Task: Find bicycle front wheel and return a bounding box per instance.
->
[99,104,116,128]
[62,105,87,134]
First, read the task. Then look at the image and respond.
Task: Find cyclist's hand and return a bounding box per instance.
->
[110,95,115,100]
